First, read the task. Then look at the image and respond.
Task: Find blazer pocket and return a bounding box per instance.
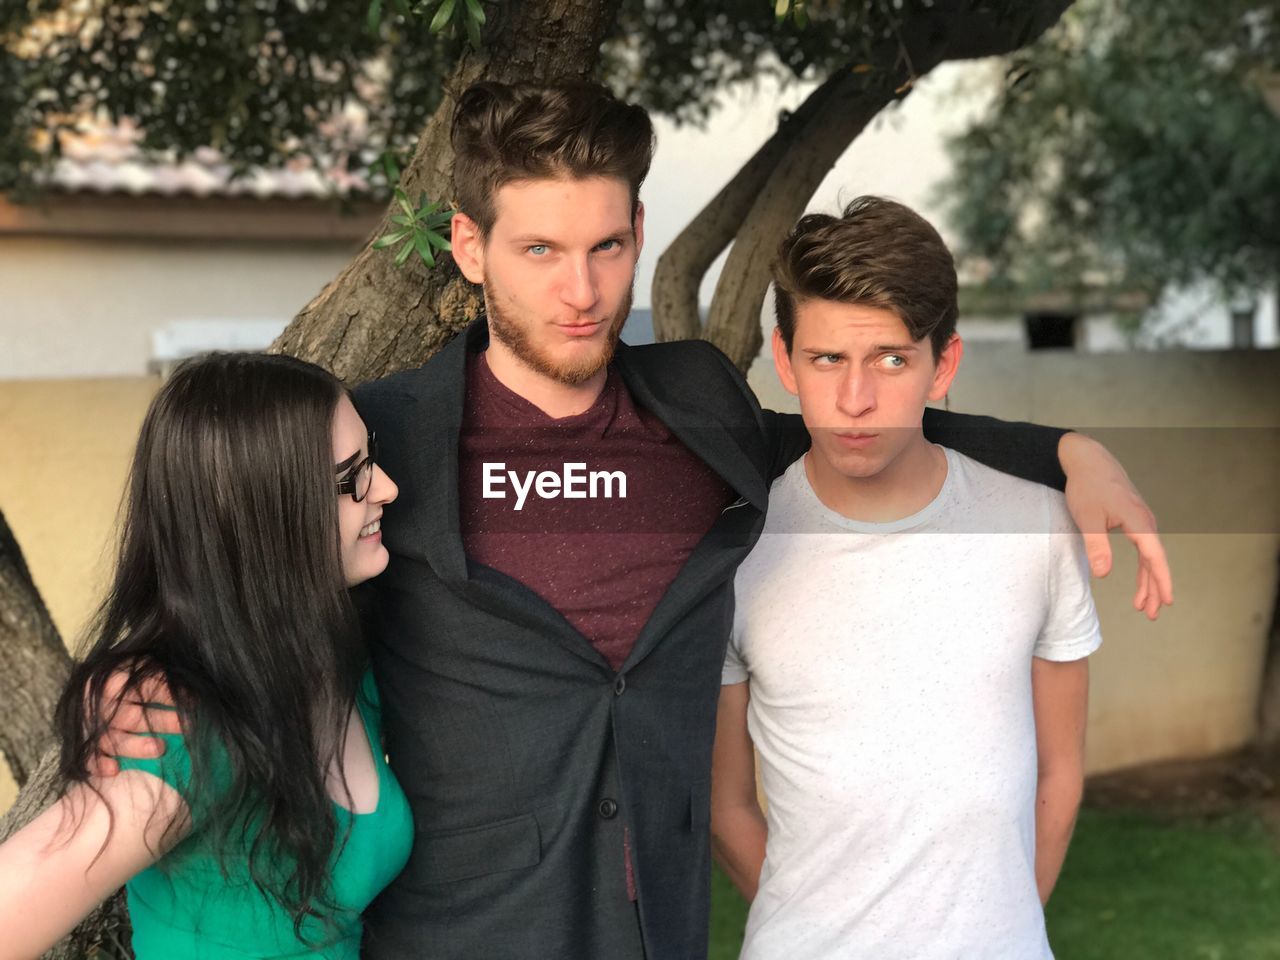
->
[411,813,542,885]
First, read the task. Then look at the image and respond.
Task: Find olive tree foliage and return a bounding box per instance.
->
[0,0,454,197]
[3,0,1077,371]
[939,0,1280,312]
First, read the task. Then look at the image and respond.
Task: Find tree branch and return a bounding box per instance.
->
[658,0,1075,370]
[0,507,70,788]
[650,70,852,342]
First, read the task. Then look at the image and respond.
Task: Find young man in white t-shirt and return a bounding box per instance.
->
[710,197,1102,960]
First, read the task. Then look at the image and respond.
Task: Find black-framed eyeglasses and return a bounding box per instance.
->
[335,432,379,503]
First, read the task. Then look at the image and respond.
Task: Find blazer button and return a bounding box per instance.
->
[614,674,626,696]
[598,798,619,820]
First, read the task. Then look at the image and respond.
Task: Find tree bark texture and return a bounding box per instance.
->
[654,0,1076,371]
[0,507,70,788]
[272,0,622,382]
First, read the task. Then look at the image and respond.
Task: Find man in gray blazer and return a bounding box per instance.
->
[350,81,1169,960]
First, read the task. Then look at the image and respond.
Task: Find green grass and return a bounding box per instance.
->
[708,809,1280,960]
[1046,809,1280,959]
[710,866,749,960]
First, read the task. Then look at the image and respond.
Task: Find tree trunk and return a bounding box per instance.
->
[0,508,70,788]
[649,69,855,344]
[1257,553,1280,754]
[272,0,622,382]
[656,0,1076,371]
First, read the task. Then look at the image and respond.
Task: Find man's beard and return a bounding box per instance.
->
[485,282,632,386]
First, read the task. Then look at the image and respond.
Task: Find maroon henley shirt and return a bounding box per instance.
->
[459,350,734,670]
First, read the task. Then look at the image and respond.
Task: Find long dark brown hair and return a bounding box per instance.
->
[55,352,366,936]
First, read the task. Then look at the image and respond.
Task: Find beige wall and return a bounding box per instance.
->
[0,377,160,813]
[749,344,1280,774]
[3,348,1278,813]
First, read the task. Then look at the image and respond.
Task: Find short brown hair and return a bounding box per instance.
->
[772,196,958,359]
[450,81,655,236]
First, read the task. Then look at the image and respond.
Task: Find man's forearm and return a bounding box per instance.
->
[1034,771,1083,904]
[711,805,768,902]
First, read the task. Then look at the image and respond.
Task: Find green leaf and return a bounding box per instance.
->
[395,188,414,218]
[389,214,412,226]
[429,0,456,34]
[394,238,415,266]
[463,0,486,25]
[372,228,412,248]
[774,0,789,22]
[414,231,437,266]
[366,0,382,34]
[793,3,808,28]
[425,231,451,250]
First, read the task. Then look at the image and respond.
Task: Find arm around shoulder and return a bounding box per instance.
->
[922,407,1067,490]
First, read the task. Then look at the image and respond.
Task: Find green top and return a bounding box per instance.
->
[117,671,414,959]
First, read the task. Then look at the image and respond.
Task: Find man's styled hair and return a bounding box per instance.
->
[450,81,655,236]
[772,196,958,359]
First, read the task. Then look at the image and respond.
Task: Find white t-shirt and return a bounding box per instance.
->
[724,447,1102,960]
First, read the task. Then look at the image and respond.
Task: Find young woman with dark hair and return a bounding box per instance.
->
[0,352,412,959]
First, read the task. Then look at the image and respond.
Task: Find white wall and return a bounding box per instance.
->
[0,236,364,379]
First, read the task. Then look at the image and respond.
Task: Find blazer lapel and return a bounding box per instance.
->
[614,344,769,512]
[389,320,609,670]
[382,322,478,586]
[614,343,769,672]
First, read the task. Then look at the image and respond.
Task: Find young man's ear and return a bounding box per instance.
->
[632,200,646,254]
[927,333,964,402]
[771,327,799,397]
[451,212,486,285]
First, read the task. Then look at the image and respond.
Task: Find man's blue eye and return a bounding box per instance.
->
[597,239,620,252]
[881,355,906,368]
[528,244,548,255]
